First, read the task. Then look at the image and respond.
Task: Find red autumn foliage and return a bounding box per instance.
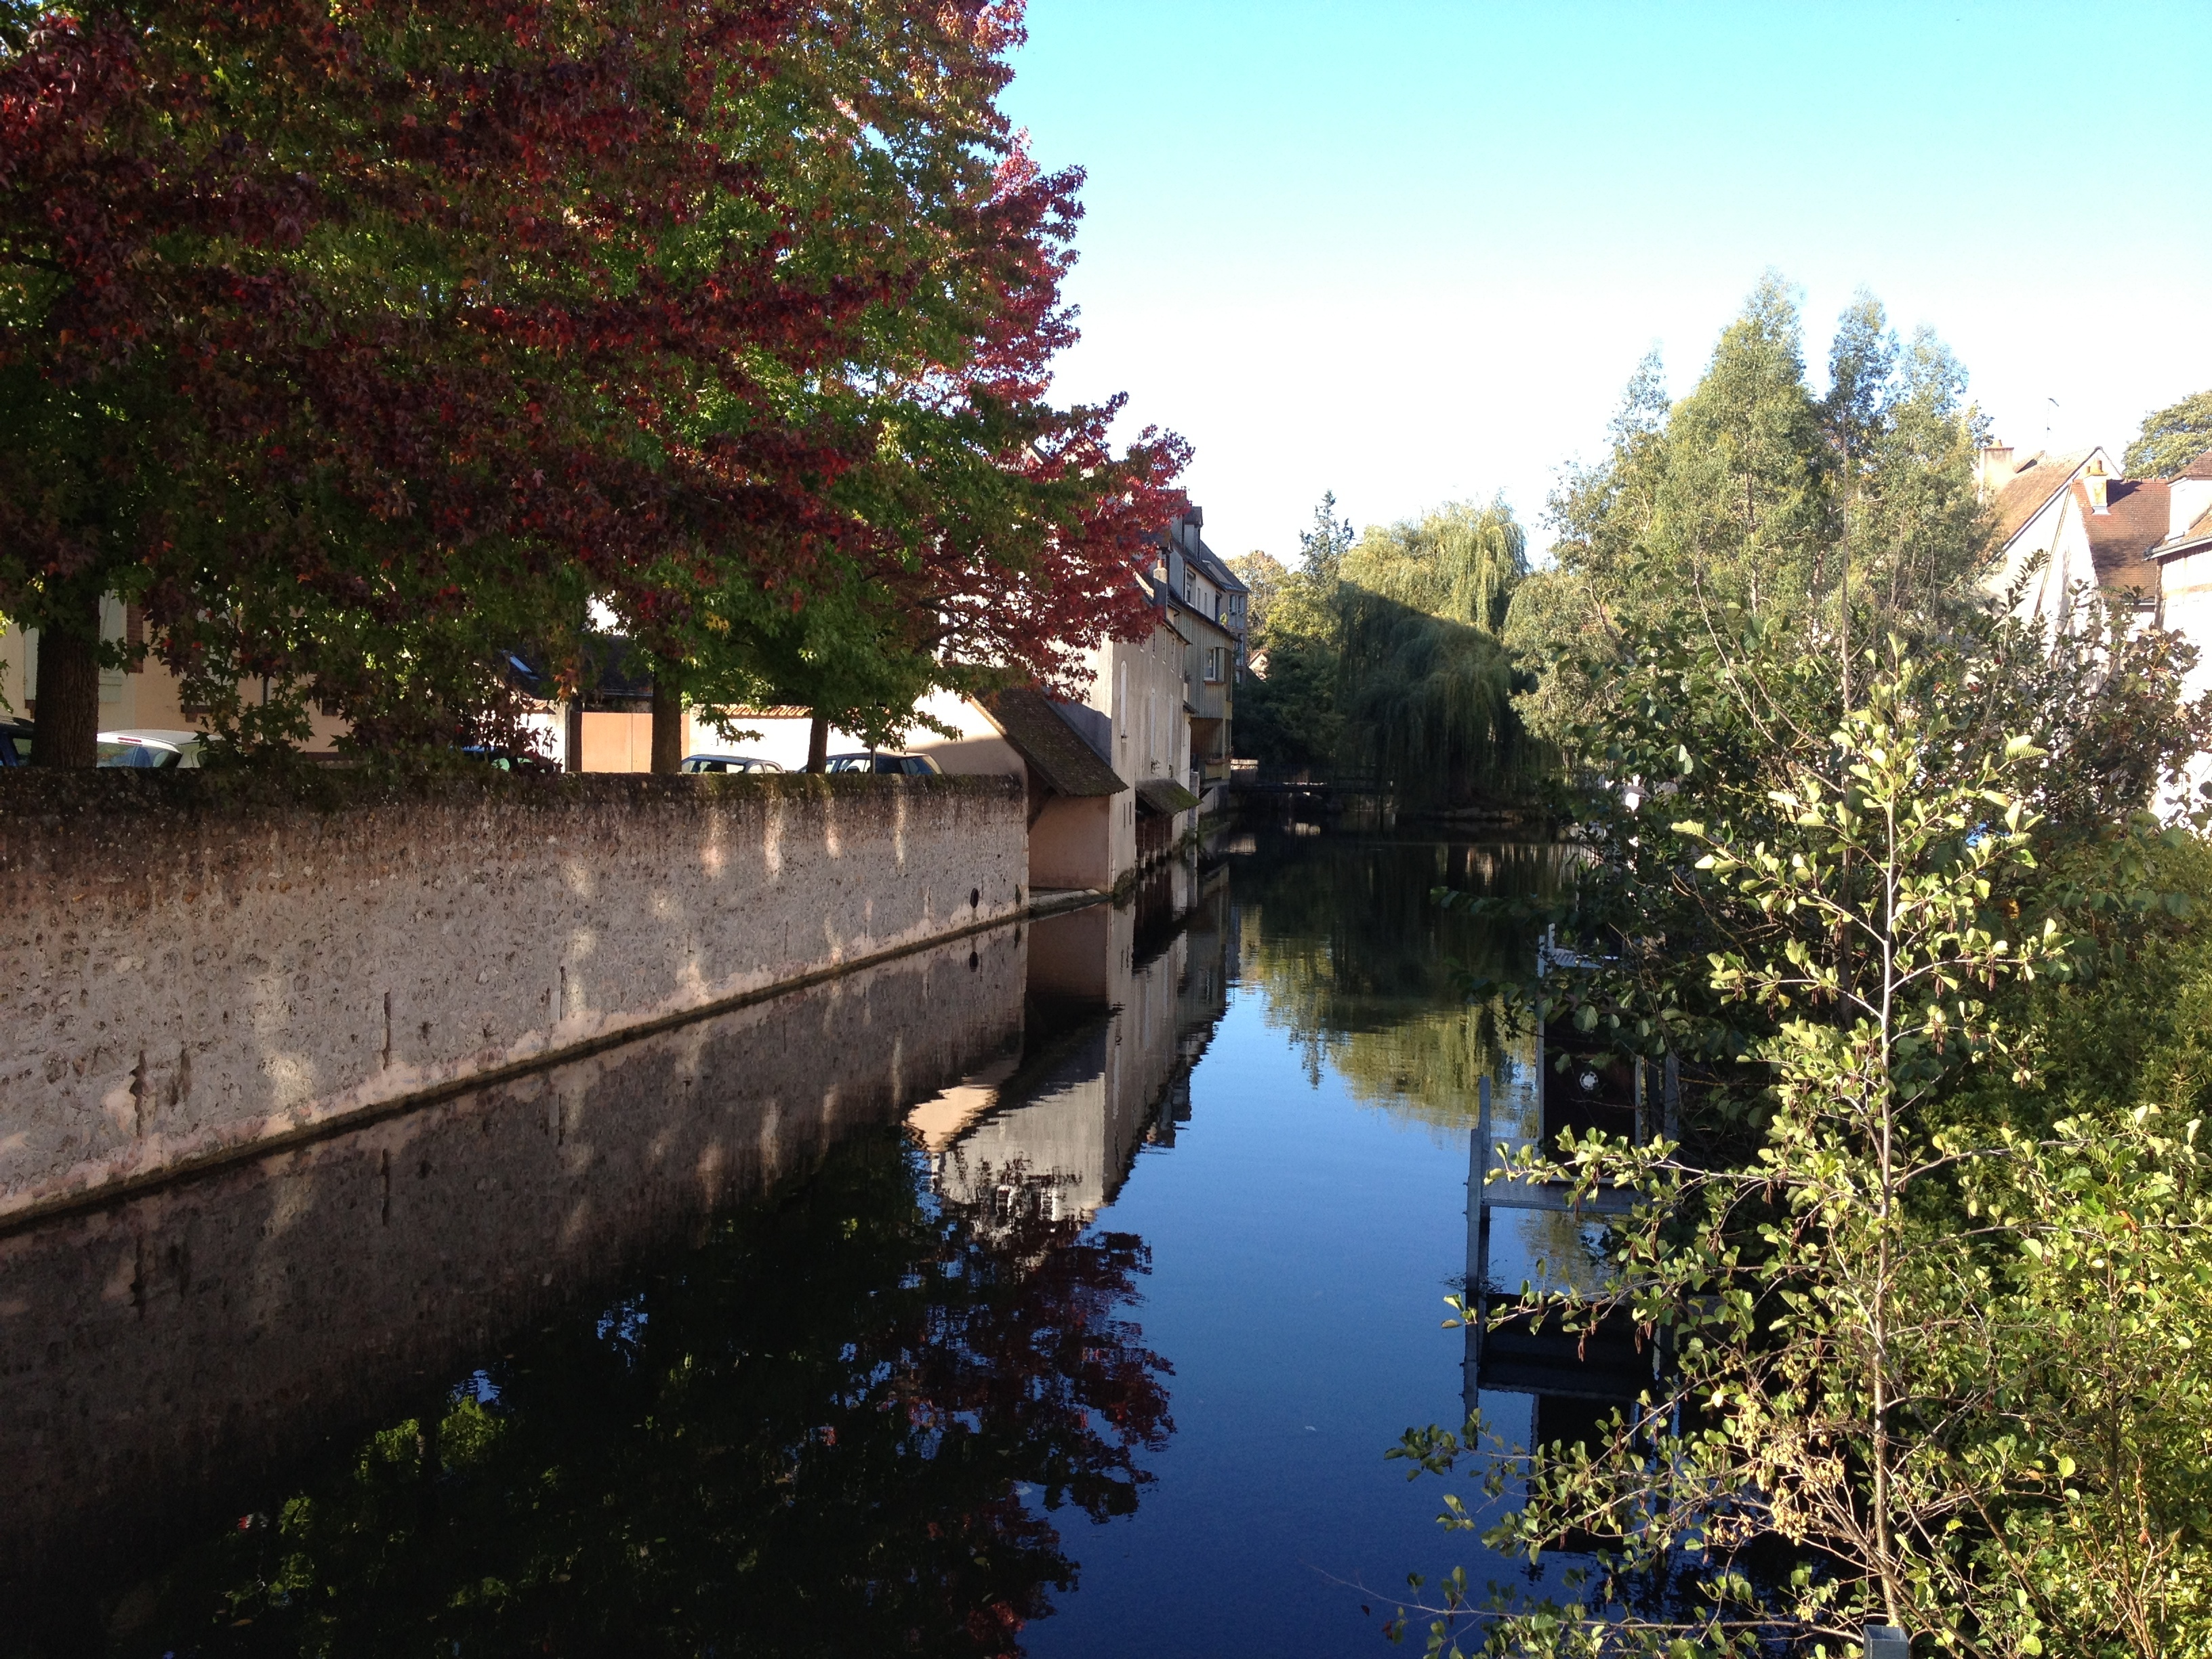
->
[0,0,1185,754]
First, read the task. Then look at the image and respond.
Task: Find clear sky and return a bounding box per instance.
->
[998,0,2212,561]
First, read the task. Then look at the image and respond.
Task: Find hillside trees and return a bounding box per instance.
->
[0,0,1183,766]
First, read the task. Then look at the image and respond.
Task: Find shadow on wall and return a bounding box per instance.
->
[0,923,1027,1618]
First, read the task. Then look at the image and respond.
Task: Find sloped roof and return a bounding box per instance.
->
[977,687,1126,797]
[1134,778,1200,815]
[1189,535,1248,594]
[2176,447,2212,481]
[2155,498,2212,558]
[1992,449,2094,545]
[2073,478,2167,597]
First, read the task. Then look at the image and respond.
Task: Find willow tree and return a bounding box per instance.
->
[1334,498,1534,807]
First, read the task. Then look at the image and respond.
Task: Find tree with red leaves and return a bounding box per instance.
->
[0,1,1183,766]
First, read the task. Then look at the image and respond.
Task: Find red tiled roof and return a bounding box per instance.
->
[1992,449,2093,544]
[2072,478,2167,598]
[2176,447,2212,481]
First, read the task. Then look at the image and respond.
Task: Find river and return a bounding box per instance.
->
[3,823,1615,1658]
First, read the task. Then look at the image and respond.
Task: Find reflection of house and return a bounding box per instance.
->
[908,867,1233,1233]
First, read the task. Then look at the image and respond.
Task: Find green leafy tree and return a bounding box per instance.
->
[1336,499,1534,806]
[2123,388,2212,479]
[1393,598,2212,1656]
[1514,280,1988,749]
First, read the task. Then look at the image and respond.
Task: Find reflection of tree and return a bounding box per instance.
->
[1235,834,1561,1113]
[120,1132,1170,1659]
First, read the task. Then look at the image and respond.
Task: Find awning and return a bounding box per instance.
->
[977,687,1127,797]
[1134,779,1200,816]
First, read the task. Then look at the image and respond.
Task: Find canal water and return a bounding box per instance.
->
[3,825,1600,1658]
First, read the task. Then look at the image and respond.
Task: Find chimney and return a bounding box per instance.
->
[2085,457,2110,515]
[1975,444,2016,495]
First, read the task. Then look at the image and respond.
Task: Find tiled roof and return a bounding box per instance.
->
[1992,449,2093,545]
[2074,478,2167,598]
[2177,447,2212,481]
[976,687,1126,797]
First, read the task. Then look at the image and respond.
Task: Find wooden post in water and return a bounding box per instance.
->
[1462,1073,1493,1417]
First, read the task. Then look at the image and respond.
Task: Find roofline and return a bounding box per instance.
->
[2152,529,2212,562]
[1996,447,2111,552]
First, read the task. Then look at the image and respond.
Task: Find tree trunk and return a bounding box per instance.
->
[649,679,682,774]
[29,586,102,770]
[562,699,583,774]
[805,713,829,774]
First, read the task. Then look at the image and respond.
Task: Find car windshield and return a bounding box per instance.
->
[96,740,180,769]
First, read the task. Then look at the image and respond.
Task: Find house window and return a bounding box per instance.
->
[1204,647,1226,683]
[1183,565,1196,604]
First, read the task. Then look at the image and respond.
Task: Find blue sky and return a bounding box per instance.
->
[1000,1,2212,560]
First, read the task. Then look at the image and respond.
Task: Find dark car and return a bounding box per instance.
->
[0,717,28,766]
[680,754,785,775]
[459,745,561,775]
[823,752,942,776]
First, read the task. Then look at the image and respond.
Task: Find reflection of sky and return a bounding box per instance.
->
[1023,979,1588,1658]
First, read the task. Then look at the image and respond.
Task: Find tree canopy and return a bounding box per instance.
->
[1510,278,1988,749]
[2123,386,2212,480]
[0,0,1185,763]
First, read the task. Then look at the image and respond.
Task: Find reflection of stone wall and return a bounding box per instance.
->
[0,926,1025,1593]
[0,771,1024,1219]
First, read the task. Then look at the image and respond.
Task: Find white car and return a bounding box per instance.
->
[680,754,785,775]
[96,729,204,769]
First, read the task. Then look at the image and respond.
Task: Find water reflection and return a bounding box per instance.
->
[3,829,1618,1658]
[1,865,1231,1658]
[919,868,1233,1233]
[1231,832,1561,1130]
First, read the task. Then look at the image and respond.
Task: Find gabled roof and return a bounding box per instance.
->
[2072,477,2166,597]
[1188,535,1248,595]
[1992,449,2095,545]
[976,687,1126,797]
[2175,447,2212,481]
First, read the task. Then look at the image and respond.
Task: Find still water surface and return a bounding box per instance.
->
[5,827,1597,1658]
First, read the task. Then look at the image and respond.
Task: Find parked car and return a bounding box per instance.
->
[96,729,204,769]
[0,717,30,766]
[823,752,942,776]
[459,745,561,775]
[680,754,785,774]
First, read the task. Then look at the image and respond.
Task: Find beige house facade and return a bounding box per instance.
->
[1981,438,2212,807]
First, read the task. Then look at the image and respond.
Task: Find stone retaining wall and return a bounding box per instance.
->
[0,771,1025,1221]
[0,923,1027,1603]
